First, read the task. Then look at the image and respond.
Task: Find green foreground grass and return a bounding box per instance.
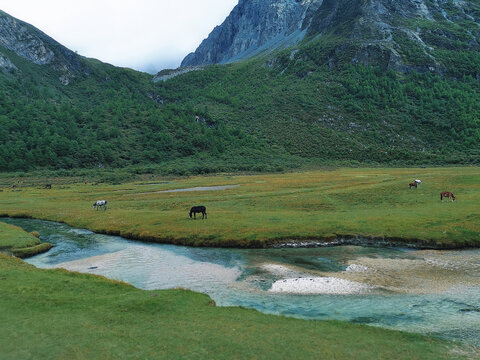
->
[0,222,51,258]
[0,167,479,248]
[0,254,472,360]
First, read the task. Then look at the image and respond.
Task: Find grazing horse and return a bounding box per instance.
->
[93,200,107,210]
[409,182,417,189]
[45,184,52,189]
[190,206,207,219]
[440,191,455,202]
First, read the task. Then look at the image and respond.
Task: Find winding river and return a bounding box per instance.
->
[3,218,479,346]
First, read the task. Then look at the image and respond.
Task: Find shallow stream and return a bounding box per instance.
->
[3,218,479,346]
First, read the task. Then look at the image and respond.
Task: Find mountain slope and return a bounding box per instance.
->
[181,0,311,67]
[157,57,480,165]
[0,5,478,175]
[0,10,282,174]
[182,0,480,76]
[0,10,87,84]
[164,0,480,165]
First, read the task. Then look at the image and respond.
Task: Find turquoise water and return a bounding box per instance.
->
[3,218,479,346]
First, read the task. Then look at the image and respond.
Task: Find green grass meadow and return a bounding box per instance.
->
[0,222,38,249]
[0,222,51,258]
[0,254,473,359]
[0,167,478,248]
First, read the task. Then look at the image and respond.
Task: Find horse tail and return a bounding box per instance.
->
[440,193,443,201]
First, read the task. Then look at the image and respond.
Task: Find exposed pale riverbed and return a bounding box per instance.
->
[3,218,479,346]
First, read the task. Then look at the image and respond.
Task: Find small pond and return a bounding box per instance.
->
[3,218,479,346]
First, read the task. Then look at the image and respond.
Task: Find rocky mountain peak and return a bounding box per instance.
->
[180,0,480,71]
[181,0,319,67]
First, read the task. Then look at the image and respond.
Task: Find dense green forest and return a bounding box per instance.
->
[0,50,293,174]
[157,58,480,166]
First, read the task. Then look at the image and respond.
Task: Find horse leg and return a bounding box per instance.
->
[205,211,207,219]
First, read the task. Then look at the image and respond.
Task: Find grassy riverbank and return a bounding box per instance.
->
[0,222,51,258]
[0,254,473,359]
[0,167,479,248]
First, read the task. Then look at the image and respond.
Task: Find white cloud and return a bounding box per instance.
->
[0,0,238,73]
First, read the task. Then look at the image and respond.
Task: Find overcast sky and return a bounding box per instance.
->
[0,0,238,73]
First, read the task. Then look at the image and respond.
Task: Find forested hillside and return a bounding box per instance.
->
[0,2,479,175]
[0,57,279,173]
[157,54,479,166]
[165,0,480,166]
[0,40,284,174]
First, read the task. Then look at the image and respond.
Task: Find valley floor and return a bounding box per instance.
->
[1,167,479,358]
[0,167,478,248]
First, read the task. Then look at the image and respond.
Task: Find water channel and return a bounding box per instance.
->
[3,218,479,346]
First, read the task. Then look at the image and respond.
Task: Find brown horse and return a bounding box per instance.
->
[409,182,417,189]
[440,191,455,202]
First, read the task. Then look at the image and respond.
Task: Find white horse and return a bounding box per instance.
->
[414,179,422,185]
[93,200,107,210]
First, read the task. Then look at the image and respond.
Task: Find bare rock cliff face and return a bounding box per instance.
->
[0,10,85,84]
[181,0,319,67]
[180,0,480,69]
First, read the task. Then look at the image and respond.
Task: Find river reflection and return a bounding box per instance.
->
[3,218,479,346]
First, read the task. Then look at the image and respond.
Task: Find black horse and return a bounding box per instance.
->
[190,206,207,219]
